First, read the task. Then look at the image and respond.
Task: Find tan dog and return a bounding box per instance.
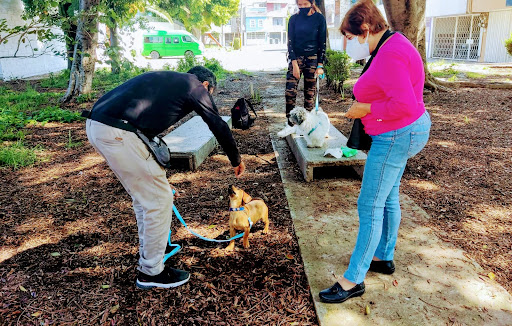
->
[226,185,269,250]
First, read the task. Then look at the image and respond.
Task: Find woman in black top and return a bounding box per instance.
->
[285,0,327,126]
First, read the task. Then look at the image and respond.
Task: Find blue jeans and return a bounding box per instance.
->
[344,112,431,284]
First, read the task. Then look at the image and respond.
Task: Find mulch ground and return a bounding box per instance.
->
[0,73,317,325]
[1,70,511,325]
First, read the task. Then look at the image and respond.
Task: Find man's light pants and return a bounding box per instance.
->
[86,119,173,276]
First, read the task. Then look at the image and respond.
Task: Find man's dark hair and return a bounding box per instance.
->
[187,66,217,91]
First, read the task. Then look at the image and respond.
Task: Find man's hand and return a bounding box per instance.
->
[170,185,181,198]
[292,61,300,80]
[346,101,371,119]
[234,161,246,178]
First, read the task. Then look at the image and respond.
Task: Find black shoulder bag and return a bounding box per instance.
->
[346,30,395,150]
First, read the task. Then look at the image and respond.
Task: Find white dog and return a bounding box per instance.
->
[277,106,330,148]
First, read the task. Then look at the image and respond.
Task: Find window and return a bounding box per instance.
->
[258,19,263,27]
[174,37,180,44]
[249,19,256,28]
[274,3,280,10]
[165,37,172,44]
[182,35,192,43]
[145,36,163,43]
[273,18,283,26]
[507,0,512,6]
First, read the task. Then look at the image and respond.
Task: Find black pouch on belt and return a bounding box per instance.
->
[83,109,172,168]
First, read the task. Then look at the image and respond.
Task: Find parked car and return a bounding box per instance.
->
[142,30,204,59]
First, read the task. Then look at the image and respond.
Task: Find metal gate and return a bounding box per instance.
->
[432,15,482,61]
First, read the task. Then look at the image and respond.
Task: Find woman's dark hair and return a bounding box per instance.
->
[296,0,322,14]
[340,0,388,36]
[187,66,217,90]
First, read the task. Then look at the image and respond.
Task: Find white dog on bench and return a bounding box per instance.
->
[277,106,330,148]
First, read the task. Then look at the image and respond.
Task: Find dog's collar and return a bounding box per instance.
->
[308,122,322,136]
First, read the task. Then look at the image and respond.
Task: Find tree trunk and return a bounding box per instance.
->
[317,0,330,49]
[109,17,120,74]
[382,0,450,92]
[61,0,100,103]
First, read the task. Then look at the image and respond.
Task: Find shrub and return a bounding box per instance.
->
[176,53,200,73]
[233,37,241,50]
[32,106,84,123]
[505,33,512,57]
[324,50,351,95]
[203,57,226,80]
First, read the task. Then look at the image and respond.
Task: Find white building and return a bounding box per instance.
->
[0,0,67,81]
[426,0,512,62]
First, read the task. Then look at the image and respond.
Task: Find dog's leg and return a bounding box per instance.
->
[262,209,270,234]
[226,226,236,251]
[242,227,250,249]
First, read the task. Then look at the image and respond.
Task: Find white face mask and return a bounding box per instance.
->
[346,31,370,60]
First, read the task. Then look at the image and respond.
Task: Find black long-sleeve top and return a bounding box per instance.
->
[287,11,327,64]
[91,71,241,167]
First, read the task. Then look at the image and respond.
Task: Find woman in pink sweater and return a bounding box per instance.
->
[319,0,431,304]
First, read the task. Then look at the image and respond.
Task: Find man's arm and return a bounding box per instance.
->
[188,86,242,169]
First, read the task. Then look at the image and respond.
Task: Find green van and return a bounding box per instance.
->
[142,30,204,59]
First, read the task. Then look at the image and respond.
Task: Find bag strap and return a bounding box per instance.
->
[245,99,257,117]
[360,29,394,76]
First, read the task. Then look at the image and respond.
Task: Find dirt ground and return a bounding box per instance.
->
[1,70,511,325]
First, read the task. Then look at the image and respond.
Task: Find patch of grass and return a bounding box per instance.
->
[431,67,460,78]
[465,72,486,79]
[0,141,39,169]
[236,69,254,77]
[65,130,82,149]
[40,70,70,89]
[448,75,458,82]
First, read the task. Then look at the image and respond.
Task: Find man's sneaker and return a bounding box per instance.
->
[136,266,190,289]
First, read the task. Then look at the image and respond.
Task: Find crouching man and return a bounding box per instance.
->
[84,66,245,289]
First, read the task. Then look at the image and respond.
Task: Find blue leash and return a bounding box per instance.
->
[163,192,248,263]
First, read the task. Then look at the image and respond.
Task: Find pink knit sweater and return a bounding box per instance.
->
[353,33,426,136]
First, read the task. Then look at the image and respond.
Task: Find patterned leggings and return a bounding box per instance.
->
[285,55,318,125]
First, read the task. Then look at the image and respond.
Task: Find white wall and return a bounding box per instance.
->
[0,0,67,81]
[484,10,512,63]
[426,0,467,18]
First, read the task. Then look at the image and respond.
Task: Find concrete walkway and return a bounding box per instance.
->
[260,72,512,325]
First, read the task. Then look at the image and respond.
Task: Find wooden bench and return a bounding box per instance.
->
[162,116,232,171]
[285,123,367,182]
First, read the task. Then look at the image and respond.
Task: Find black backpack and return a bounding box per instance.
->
[231,98,257,129]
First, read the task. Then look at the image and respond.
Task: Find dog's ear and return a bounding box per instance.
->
[242,191,252,204]
[228,185,235,196]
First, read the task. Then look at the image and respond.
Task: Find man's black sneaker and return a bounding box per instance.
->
[369,260,395,275]
[136,266,190,289]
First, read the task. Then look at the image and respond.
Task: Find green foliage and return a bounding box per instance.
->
[324,50,351,96]
[203,57,227,80]
[431,65,459,78]
[176,53,200,73]
[40,70,71,89]
[66,130,82,149]
[233,37,241,50]
[32,106,84,123]
[505,33,512,57]
[175,56,227,81]
[157,0,239,33]
[465,72,486,79]
[0,141,39,169]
